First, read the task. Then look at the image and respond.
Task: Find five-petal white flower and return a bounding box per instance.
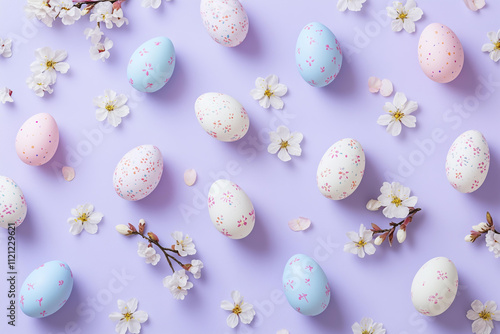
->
[250,75,288,110]
[25,0,59,27]
[163,269,193,300]
[0,38,12,58]
[485,231,500,258]
[482,30,500,63]
[377,92,418,136]
[56,0,82,25]
[94,89,130,127]
[344,224,376,258]
[26,73,53,97]
[67,203,104,235]
[84,26,104,45]
[0,87,13,104]
[90,37,114,62]
[466,300,500,334]
[142,0,171,8]
[352,317,386,334]
[30,47,70,84]
[377,182,418,219]
[337,0,366,12]
[90,1,115,29]
[267,125,303,162]
[137,242,161,265]
[171,231,197,257]
[188,259,204,279]
[221,291,256,328]
[387,0,423,33]
[109,298,148,334]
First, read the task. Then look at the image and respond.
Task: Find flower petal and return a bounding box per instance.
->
[270,96,284,110]
[62,166,75,181]
[288,217,312,231]
[377,114,393,126]
[250,88,264,100]
[227,313,239,328]
[380,79,394,96]
[276,126,290,141]
[221,300,234,311]
[184,169,197,186]
[133,310,148,323]
[272,83,288,97]
[127,298,138,313]
[109,312,123,321]
[266,74,279,88]
[277,148,291,162]
[231,290,242,304]
[401,115,416,128]
[368,76,382,93]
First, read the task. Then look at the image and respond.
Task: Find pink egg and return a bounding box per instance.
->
[15,113,59,166]
[418,23,464,83]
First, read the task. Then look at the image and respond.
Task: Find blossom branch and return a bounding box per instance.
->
[371,207,421,246]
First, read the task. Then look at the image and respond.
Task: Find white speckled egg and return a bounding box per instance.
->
[195,93,249,142]
[316,138,365,200]
[127,36,175,93]
[445,130,489,193]
[418,23,464,83]
[411,257,458,316]
[15,113,59,166]
[296,22,342,87]
[208,179,255,239]
[19,260,73,318]
[200,0,249,47]
[0,176,27,229]
[113,145,163,201]
[283,254,330,316]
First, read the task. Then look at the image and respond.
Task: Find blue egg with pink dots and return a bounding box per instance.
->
[19,260,74,318]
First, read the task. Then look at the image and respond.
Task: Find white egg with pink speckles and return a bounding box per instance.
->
[195,93,249,142]
[113,145,163,201]
[316,138,365,200]
[0,176,27,229]
[200,0,249,47]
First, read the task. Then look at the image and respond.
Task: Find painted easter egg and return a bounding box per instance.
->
[207,179,255,239]
[296,22,343,87]
[200,0,249,47]
[113,145,163,201]
[418,23,464,83]
[0,176,27,229]
[445,130,489,193]
[195,93,249,142]
[316,138,365,200]
[411,257,458,316]
[127,36,175,93]
[15,113,59,166]
[19,260,73,318]
[283,254,330,316]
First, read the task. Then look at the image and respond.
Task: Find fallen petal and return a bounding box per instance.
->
[368,76,382,93]
[288,217,311,231]
[380,79,394,97]
[277,330,289,334]
[463,0,485,10]
[184,169,197,186]
[62,166,75,181]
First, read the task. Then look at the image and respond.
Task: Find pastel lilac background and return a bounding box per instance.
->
[1,0,500,333]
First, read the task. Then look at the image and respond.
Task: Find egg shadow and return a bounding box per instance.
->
[13,206,38,243]
[232,11,263,59]
[237,200,271,254]
[320,55,357,100]
[148,54,188,104]
[469,142,500,206]
[37,130,68,180]
[444,49,477,96]
[306,290,344,331]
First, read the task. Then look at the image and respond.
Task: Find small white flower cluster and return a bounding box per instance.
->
[0,38,12,58]
[465,212,500,258]
[337,0,366,12]
[141,0,171,10]
[482,30,500,63]
[25,0,82,27]
[27,47,70,97]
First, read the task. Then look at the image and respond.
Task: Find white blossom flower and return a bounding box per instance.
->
[482,30,500,63]
[0,38,12,58]
[486,231,500,258]
[466,300,500,334]
[344,224,376,258]
[172,231,196,257]
[188,259,203,279]
[94,89,130,127]
[0,87,13,104]
[111,8,129,28]
[84,26,104,45]
[377,182,418,219]
[221,291,256,328]
[464,0,486,11]
[109,298,148,334]
[56,0,81,25]
[90,1,114,28]
[250,74,287,110]
[25,0,59,27]
[67,203,103,235]
[26,73,53,97]
[337,0,366,12]
[387,0,423,33]
[352,317,386,334]
[163,270,193,300]
[377,92,417,136]
[90,37,113,62]
[137,242,160,265]
[267,125,303,162]
[142,0,171,9]
[30,47,70,84]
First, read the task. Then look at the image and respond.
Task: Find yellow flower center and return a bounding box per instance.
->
[232,304,242,315]
[391,196,402,207]
[123,312,133,321]
[479,310,492,321]
[177,286,182,290]
[398,12,408,20]
[264,89,273,98]
[78,213,88,223]
[362,330,371,334]
[280,141,289,149]
[105,104,115,112]
[357,240,367,248]
[495,42,500,50]
[46,60,55,69]
[393,111,404,121]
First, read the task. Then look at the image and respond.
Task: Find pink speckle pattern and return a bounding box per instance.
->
[0,176,27,229]
[200,0,249,47]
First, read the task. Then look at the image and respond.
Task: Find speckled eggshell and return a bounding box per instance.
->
[113,145,163,201]
[316,138,365,200]
[127,36,175,93]
[411,257,458,316]
[445,130,490,193]
[283,254,330,316]
[296,22,343,87]
[0,176,27,229]
[15,113,59,166]
[418,23,464,83]
[195,92,249,142]
[207,179,255,239]
[200,0,249,47]
[19,260,73,318]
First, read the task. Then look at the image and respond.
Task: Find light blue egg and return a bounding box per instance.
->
[19,260,73,318]
[282,254,330,316]
[295,22,343,88]
[127,37,176,93]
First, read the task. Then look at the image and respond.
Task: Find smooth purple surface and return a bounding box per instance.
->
[1,1,500,333]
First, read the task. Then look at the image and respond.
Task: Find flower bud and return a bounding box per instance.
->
[116,224,131,235]
[472,222,489,232]
[374,236,384,245]
[148,232,159,242]
[182,264,192,271]
[127,223,137,233]
[366,199,382,211]
[397,229,406,243]
[464,234,474,242]
[138,219,145,234]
